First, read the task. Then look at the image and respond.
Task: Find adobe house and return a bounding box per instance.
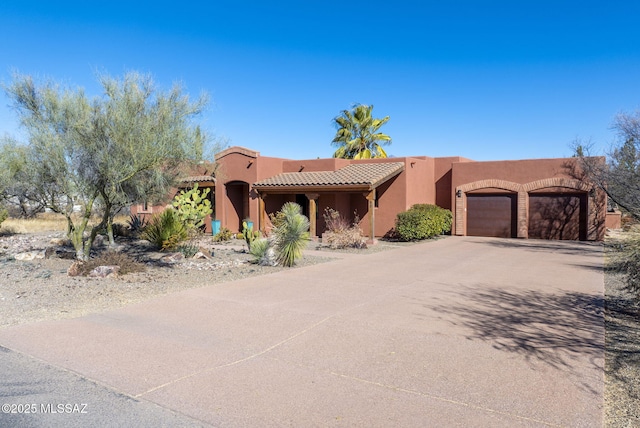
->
[133,146,620,241]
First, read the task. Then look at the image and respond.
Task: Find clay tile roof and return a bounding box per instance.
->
[253,162,404,190]
[179,175,216,184]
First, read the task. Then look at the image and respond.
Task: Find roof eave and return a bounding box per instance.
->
[253,184,373,194]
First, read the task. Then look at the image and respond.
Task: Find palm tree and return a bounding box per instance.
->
[331,104,392,159]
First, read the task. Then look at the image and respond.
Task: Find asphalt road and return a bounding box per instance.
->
[0,345,207,427]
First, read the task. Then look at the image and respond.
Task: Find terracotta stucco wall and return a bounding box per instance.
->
[451,157,607,240]
[214,149,289,232]
[282,158,351,173]
[433,156,474,210]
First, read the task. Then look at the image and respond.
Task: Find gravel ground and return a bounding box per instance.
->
[1,231,637,425]
[604,246,640,427]
[0,232,410,328]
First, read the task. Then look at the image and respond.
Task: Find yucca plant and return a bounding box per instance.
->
[272,202,310,267]
[140,208,188,251]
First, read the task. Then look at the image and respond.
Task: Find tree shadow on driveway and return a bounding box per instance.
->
[468,237,603,258]
[425,285,604,391]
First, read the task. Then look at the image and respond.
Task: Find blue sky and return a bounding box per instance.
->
[1,1,639,161]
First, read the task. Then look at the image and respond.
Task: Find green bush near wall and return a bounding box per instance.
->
[395,204,452,241]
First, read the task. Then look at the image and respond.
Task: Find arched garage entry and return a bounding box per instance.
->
[466,193,518,238]
[456,177,595,240]
[524,178,592,241]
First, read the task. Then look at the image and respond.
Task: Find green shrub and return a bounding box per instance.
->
[141,208,188,250]
[272,202,310,267]
[213,227,233,242]
[395,204,452,241]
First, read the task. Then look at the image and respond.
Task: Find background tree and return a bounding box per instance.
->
[0,139,46,217]
[574,111,640,220]
[1,71,209,260]
[331,104,392,159]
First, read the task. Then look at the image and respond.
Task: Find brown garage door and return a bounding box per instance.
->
[467,194,517,238]
[528,193,587,240]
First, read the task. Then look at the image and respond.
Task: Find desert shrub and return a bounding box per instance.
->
[176,243,200,258]
[395,204,452,241]
[0,209,8,229]
[213,227,233,242]
[324,208,351,233]
[75,251,146,276]
[111,222,130,238]
[141,208,188,250]
[127,214,148,236]
[621,215,639,232]
[272,202,310,267]
[249,237,277,266]
[609,234,640,298]
[172,184,213,233]
[322,208,367,249]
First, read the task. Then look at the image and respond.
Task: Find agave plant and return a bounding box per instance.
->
[140,208,188,251]
[272,202,310,267]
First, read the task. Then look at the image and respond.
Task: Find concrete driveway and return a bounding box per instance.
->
[0,236,604,427]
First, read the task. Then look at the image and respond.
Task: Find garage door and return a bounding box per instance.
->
[467,194,517,238]
[528,193,587,240]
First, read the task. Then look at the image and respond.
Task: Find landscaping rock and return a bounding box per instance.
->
[49,237,70,246]
[67,261,82,277]
[45,247,77,260]
[160,252,184,263]
[192,251,210,259]
[14,250,45,261]
[88,265,120,278]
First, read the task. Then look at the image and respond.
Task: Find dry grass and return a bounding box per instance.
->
[1,212,129,234]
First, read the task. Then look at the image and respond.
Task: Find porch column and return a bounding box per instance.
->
[305,193,319,239]
[517,191,528,238]
[365,189,376,243]
[258,192,267,233]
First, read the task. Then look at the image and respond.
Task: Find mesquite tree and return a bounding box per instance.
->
[1,71,209,260]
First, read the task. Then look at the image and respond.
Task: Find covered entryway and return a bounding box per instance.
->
[225,181,250,232]
[466,194,517,238]
[252,162,405,242]
[528,193,587,240]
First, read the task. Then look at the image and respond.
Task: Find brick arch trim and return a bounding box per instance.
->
[523,177,592,192]
[457,179,522,193]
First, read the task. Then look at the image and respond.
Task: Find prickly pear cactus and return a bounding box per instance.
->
[172,184,213,230]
